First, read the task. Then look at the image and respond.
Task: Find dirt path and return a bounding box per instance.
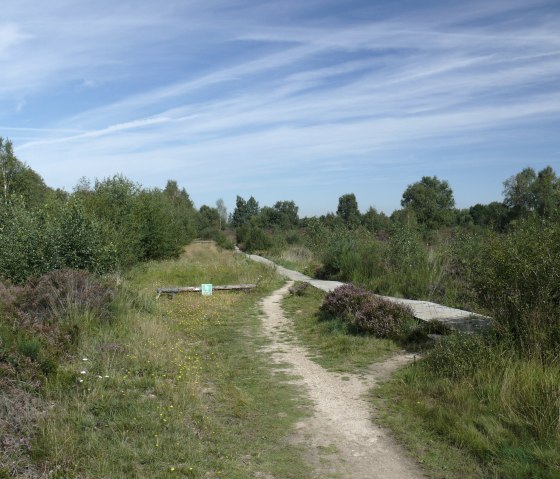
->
[260,282,425,479]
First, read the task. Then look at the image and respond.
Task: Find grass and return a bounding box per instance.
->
[25,244,312,478]
[266,245,319,277]
[374,336,560,479]
[281,282,398,373]
[280,280,560,478]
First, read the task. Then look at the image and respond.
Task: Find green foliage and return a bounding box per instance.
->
[231,195,259,227]
[198,227,235,250]
[503,165,560,220]
[258,200,299,229]
[0,137,22,204]
[401,175,455,229]
[467,218,560,357]
[423,333,493,380]
[76,175,197,266]
[0,199,117,283]
[469,201,510,230]
[236,220,272,252]
[134,189,186,261]
[336,193,361,228]
[361,206,391,233]
[197,204,221,231]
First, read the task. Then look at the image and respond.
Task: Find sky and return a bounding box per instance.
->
[1,0,560,216]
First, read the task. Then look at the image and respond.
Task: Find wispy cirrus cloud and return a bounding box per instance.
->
[2,0,560,214]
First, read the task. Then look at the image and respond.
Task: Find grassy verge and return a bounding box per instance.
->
[27,244,312,478]
[374,336,560,479]
[281,283,398,373]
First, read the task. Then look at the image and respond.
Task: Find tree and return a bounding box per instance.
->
[503,167,537,217]
[401,176,455,229]
[232,195,260,227]
[533,166,559,218]
[503,166,559,220]
[469,202,509,231]
[273,200,299,228]
[259,200,299,229]
[216,198,227,229]
[197,205,221,231]
[362,206,391,233]
[336,193,360,228]
[0,137,24,204]
[164,179,194,209]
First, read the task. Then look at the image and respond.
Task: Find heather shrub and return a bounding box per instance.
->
[321,284,415,340]
[351,296,414,339]
[320,284,370,317]
[9,270,115,326]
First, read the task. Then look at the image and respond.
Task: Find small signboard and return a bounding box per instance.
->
[201,284,213,296]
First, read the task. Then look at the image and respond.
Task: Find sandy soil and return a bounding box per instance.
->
[260,282,425,479]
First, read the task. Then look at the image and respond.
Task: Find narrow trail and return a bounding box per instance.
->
[260,282,425,479]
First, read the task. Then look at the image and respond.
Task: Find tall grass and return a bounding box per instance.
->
[378,334,560,478]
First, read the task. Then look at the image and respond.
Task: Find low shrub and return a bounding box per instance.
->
[321,284,414,340]
[1,270,115,329]
[352,296,415,339]
[320,284,369,317]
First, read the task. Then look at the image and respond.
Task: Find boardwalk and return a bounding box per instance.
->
[247,253,490,332]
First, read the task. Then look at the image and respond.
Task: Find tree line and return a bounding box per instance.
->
[0,137,231,283]
[229,169,559,242]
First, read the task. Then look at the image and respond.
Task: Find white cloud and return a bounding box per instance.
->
[3,0,560,213]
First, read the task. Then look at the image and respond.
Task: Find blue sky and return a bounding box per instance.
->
[1,0,559,216]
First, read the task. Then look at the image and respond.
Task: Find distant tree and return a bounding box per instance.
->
[259,200,299,229]
[503,167,537,218]
[503,166,559,220]
[533,166,559,218]
[232,195,260,227]
[216,198,227,229]
[401,176,455,229]
[336,193,360,228]
[197,205,221,231]
[469,202,510,231]
[0,137,52,207]
[362,206,391,232]
[0,137,24,204]
[273,200,299,227]
[246,196,260,217]
[164,179,194,209]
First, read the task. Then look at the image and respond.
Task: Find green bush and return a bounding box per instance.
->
[467,218,560,357]
[236,223,272,252]
[0,200,117,284]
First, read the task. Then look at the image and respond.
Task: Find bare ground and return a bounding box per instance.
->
[260,282,425,479]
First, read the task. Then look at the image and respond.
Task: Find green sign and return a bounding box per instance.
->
[201,284,213,296]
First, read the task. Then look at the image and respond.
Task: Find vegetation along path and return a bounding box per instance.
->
[248,253,490,332]
[261,281,424,479]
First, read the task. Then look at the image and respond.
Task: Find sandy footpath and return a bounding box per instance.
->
[260,282,425,479]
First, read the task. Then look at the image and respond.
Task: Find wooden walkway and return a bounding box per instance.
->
[246,253,491,333]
